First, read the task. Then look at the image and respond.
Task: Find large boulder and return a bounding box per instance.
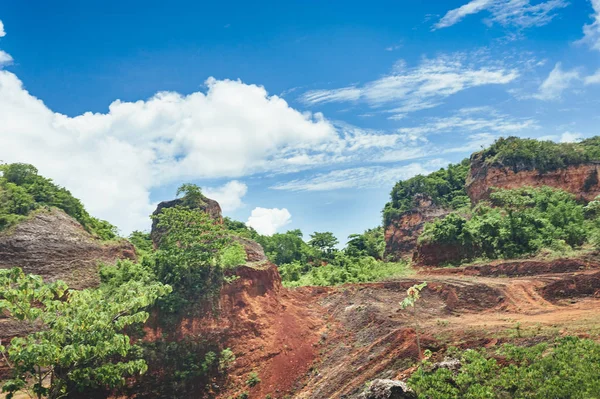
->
[359,379,416,399]
[0,207,136,290]
[150,196,222,246]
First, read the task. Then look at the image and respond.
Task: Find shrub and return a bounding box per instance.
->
[220,242,247,268]
[246,372,261,387]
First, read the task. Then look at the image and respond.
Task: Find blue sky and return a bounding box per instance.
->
[0,0,599,243]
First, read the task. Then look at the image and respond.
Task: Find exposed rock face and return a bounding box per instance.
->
[384,195,450,261]
[150,196,223,246]
[232,236,267,263]
[143,263,324,399]
[413,242,470,267]
[466,154,600,203]
[359,379,416,399]
[0,207,136,290]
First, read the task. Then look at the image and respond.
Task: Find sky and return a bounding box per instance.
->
[0,0,599,243]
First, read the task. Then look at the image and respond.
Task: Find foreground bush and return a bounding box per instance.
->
[409,337,600,399]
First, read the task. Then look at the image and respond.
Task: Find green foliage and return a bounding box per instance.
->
[0,163,117,239]
[383,159,470,226]
[256,229,317,265]
[0,267,170,399]
[129,230,154,255]
[408,337,600,399]
[283,255,412,287]
[477,136,600,173]
[346,227,385,259]
[246,372,261,387]
[308,231,339,258]
[150,206,229,312]
[223,216,259,239]
[220,242,247,268]
[176,183,205,207]
[419,187,591,264]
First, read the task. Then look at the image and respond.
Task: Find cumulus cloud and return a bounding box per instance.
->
[0,20,5,37]
[271,161,445,192]
[0,72,348,234]
[301,53,519,115]
[203,180,248,212]
[585,69,600,85]
[559,131,583,143]
[578,0,600,51]
[246,207,292,235]
[532,63,580,100]
[434,0,569,30]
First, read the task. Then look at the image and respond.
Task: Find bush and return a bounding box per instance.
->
[0,163,117,239]
[419,187,591,264]
[383,159,470,225]
[408,337,600,398]
[220,242,247,268]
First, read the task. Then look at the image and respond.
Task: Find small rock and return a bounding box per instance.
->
[359,379,416,399]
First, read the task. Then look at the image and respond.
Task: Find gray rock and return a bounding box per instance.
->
[359,379,416,399]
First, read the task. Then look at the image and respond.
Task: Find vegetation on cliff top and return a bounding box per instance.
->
[0,163,117,240]
[476,136,600,173]
[383,159,470,226]
[419,186,600,264]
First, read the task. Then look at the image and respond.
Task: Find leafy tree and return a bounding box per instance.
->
[129,230,154,255]
[256,229,316,265]
[223,217,259,239]
[383,159,470,225]
[0,267,170,399]
[346,227,385,259]
[151,206,229,311]
[176,183,204,208]
[308,231,339,258]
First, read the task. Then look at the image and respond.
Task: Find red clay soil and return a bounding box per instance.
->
[143,263,327,399]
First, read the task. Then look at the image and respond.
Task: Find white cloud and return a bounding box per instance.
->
[301,53,519,115]
[0,50,12,67]
[246,207,291,236]
[434,0,493,29]
[434,0,569,30]
[0,20,5,37]
[203,180,248,212]
[0,72,345,234]
[585,69,600,85]
[271,161,444,192]
[444,133,498,153]
[578,0,600,51]
[559,131,583,143]
[532,63,580,100]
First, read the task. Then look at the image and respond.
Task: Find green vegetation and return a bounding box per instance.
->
[0,163,117,239]
[346,226,385,259]
[308,231,339,259]
[0,267,170,399]
[408,337,600,399]
[419,187,598,264]
[400,282,427,360]
[220,242,248,268]
[246,372,261,387]
[477,136,600,173]
[383,159,470,226]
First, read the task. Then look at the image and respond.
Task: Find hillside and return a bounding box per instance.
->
[1,149,600,399]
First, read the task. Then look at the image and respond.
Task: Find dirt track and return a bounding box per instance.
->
[292,260,600,398]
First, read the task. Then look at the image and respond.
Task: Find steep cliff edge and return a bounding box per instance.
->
[143,262,325,399]
[383,195,450,261]
[466,152,600,203]
[0,207,135,290]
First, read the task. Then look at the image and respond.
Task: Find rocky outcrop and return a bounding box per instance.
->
[0,207,136,290]
[232,236,267,263]
[466,154,600,203]
[384,195,450,261]
[359,379,416,399]
[150,195,223,246]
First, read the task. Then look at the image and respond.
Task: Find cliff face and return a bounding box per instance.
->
[383,195,450,261]
[0,207,136,290]
[143,263,325,399]
[466,154,600,203]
